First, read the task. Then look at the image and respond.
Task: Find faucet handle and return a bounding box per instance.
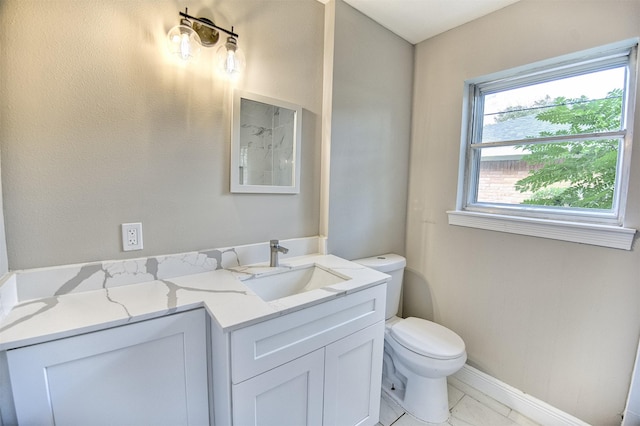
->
[270,239,279,247]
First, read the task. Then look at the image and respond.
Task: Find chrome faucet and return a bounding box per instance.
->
[269,240,289,267]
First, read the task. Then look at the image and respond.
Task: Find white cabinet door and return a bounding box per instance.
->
[233,348,325,426]
[7,309,209,426]
[323,321,384,426]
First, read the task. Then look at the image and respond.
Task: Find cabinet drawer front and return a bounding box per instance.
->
[231,284,385,384]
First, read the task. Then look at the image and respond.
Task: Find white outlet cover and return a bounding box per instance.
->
[121,223,143,251]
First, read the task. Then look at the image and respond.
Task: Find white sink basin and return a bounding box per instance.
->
[243,266,348,302]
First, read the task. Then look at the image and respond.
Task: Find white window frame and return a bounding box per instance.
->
[449,39,638,250]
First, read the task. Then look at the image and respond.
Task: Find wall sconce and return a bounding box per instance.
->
[167,8,245,78]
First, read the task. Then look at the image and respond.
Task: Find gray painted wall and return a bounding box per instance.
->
[327,0,413,260]
[0,161,7,276]
[0,0,324,269]
[406,1,640,424]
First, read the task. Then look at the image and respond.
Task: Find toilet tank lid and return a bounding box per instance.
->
[352,254,406,273]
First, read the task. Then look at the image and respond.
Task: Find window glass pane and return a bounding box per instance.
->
[480,67,625,143]
[476,139,620,209]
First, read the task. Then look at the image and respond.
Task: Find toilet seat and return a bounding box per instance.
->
[390,317,465,360]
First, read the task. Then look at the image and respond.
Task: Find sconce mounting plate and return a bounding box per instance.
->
[193,18,219,47]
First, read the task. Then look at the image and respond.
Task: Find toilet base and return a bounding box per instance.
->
[406,375,449,423]
[382,359,450,423]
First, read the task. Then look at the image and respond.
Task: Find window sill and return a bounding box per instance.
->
[447,210,636,250]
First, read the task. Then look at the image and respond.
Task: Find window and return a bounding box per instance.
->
[450,39,638,250]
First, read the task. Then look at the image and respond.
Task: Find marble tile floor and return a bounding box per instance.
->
[378,377,541,426]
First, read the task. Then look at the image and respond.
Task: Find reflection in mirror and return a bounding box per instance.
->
[231,90,302,193]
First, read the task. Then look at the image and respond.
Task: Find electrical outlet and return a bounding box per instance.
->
[121,223,143,251]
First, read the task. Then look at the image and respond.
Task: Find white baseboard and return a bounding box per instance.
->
[453,364,590,426]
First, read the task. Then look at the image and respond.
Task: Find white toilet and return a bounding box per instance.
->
[354,254,467,424]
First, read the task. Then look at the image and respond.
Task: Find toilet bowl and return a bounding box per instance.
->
[354,254,467,424]
[384,316,466,422]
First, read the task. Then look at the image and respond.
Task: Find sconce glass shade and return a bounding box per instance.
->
[215,37,245,79]
[167,19,201,62]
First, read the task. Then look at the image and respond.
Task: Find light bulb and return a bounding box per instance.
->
[215,36,245,79]
[167,19,201,62]
[225,50,237,73]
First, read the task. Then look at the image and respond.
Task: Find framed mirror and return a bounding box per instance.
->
[230,90,302,194]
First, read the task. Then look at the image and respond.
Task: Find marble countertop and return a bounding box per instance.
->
[0,254,388,351]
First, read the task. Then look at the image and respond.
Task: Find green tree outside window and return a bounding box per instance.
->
[514,89,623,209]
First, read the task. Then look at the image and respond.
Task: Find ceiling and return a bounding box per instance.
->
[342,0,521,44]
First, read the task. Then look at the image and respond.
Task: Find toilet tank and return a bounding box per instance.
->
[353,254,406,320]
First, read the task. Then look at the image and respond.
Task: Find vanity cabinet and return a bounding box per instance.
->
[228,284,386,426]
[6,309,209,426]
[2,273,386,426]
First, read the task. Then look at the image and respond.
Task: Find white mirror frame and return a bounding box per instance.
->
[230,90,302,194]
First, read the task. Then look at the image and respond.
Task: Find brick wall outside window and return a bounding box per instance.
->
[477,159,539,204]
